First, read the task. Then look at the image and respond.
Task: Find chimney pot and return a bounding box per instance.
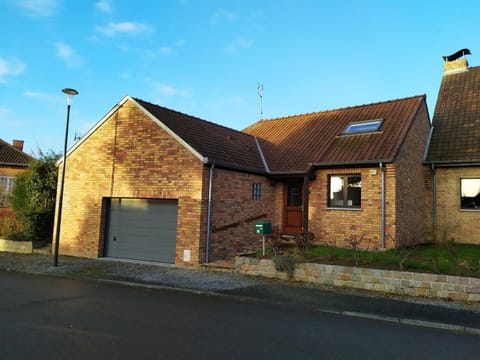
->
[12,140,24,152]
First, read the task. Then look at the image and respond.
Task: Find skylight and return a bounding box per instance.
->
[343,119,383,134]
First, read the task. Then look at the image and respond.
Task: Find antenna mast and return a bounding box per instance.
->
[257,83,264,119]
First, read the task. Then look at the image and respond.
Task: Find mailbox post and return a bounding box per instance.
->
[255,221,272,256]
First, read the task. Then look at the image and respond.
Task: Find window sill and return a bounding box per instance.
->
[460,208,480,212]
[325,207,362,211]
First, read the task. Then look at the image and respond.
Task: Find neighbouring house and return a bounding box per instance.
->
[0,139,33,216]
[425,51,480,244]
[54,94,431,266]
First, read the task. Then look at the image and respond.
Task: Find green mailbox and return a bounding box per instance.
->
[255,221,272,235]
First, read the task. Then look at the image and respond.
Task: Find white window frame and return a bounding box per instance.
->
[460,178,480,210]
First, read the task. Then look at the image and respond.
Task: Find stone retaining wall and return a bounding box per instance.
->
[0,238,33,254]
[235,256,480,302]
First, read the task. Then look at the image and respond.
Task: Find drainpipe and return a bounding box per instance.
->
[380,162,386,249]
[431,164,437,228]
[205,164,215,263]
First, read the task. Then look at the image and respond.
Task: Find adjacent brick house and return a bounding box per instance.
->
[55,94,431,265]
[0,139,33,216]
[425,54,480,244]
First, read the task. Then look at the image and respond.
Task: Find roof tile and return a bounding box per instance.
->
[244,96,426,172]
[426,66,480,163]
[0,138,33,167]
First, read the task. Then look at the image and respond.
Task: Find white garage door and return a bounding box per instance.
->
[105,198,178,263]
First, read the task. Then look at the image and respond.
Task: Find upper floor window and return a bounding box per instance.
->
[460,178,480,209]
[328,175,361,208]
[343,119,383,134]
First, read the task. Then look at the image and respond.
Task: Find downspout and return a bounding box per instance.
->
[205,163,215,263]
[380,162,386,249]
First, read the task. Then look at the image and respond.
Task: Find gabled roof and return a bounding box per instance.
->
[244,95,427,172]
[425,65,480,164]
[0,138,33,167]
[133,98,267,173]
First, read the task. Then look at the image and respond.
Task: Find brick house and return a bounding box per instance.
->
[0,139,33,216]
[425,54,480,244]
[55,94,431,266]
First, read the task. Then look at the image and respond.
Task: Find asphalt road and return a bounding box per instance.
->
[0,271,479,359]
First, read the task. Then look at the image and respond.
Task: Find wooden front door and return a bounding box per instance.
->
[283,180,303,234]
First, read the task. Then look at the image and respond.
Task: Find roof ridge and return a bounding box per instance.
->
[133,97,252,138]
[255,94,427,123]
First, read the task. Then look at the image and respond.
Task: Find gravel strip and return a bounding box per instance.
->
[0,253,262,292]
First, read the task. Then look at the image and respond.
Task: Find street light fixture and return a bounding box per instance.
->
[53,88,78,267]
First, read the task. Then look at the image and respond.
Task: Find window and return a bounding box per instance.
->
[287,181,302,206]
[0,176,15,207]
[328,175,361,208]
[460,178,480,209]
[343,119,383,134]
[252,183,262,201]
[0,176,15,193]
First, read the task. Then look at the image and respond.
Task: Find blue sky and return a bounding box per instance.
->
[1,0,478,154]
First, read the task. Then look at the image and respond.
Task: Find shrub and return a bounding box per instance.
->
[272,254,296,280]
[10,150,60,242]
[0,213,24,238]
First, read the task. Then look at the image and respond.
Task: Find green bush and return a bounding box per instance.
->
[9,150,60,242]
[22,209,54,241]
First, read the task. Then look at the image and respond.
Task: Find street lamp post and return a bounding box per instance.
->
[53,88,78,267]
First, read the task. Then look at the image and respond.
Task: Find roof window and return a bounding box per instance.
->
[343,119,383,134]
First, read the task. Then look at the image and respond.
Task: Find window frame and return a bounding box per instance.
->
[0,176,15,193]
[343,119,383,135]
[460,178,480,210]
[328,174,362,209]
[0,176,15,208]
[252,182,262,201]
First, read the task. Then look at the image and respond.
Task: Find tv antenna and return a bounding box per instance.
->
[257,83,264,119]
[74,132,82,141]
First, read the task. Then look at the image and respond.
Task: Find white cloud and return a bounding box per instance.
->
[159,46,173,55]
[95,21,151,37]
[55,42,85,67]
[95,0,112,13]
[0,58,26,83]
[154,83,189,97]
[225,37,254,54]
[210,10,237,25]
[24,91,57,103]
[15,0,59,17]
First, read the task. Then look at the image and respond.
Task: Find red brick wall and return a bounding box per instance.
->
[435,167,480,244]
[208,168,276,261]
[393,102,431,247]
[54,98,207,265]
[308,166,396,250]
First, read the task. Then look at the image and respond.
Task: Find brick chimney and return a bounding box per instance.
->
[443,58,469,75]
[12,140,24,151]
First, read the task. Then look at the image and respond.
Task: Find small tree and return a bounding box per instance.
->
[10,150,60,241]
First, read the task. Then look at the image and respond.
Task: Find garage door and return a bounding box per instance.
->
[105,198,178,263]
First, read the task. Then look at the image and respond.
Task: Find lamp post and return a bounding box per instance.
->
[53,88,78,267]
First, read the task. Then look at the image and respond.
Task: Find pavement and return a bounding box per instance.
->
[1,252,480,337]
